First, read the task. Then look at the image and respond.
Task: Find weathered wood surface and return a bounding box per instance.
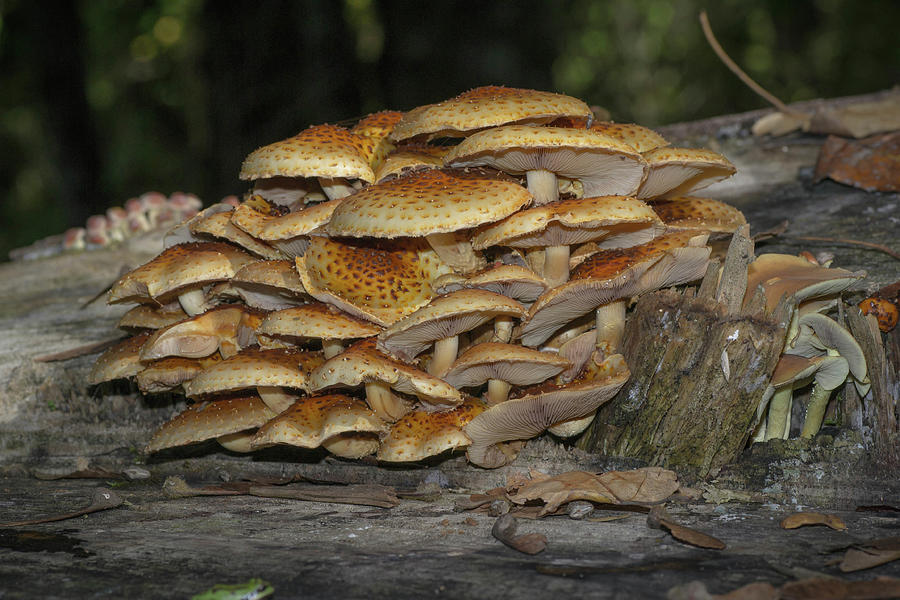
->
[1,92,899,598]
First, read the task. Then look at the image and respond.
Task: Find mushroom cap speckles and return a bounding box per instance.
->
[375,144,449,182]
[464,354,630,468]
[589,122,669,153]
[117,303,188,330]
[308,338,463,408]
[108,242,257,304]
[377,289,527,361]
[325,169,531,239]
[649,196,747,235]
[296,236,452,327]
[638,147,736,199]
[239,124,375,182]
[232,260,307,296]
[88,333,151,385]
[189,210,284,259]
[433,265,548,303]
[250,394,386,452]
[520,232,710,347]
[377,397,486,462]
[390,86,593,141]
[472,195,664,249]
[139,305,266,361]
[145,395,278,453]
[258,303,383,341]
[183,347,324,398]
[351,110,405,171]
[441,342,571,389]
[136,354,223,393]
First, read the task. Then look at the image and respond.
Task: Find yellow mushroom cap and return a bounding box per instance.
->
[638,147,736,199]
[258,303,383,341]
[649,196,747,235]
[377,397,486,462]
[183,347,324,398]
[589,121,669,153]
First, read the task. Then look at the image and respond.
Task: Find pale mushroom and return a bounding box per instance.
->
[444,125,648,205]
[228,259,309,310]
[117,303,188,331]
[135,355,223,394]
[637,147,736,199]
[139,305,265,361]
[257,303,383,358]
[88,333,151,385]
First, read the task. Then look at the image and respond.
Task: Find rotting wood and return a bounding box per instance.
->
[578,229,791,477]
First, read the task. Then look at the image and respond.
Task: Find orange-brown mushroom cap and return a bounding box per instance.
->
[377,397,487,462]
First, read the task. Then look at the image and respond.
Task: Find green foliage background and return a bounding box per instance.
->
[1,0,897,259]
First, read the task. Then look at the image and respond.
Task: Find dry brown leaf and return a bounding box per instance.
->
[780,512,848,531]
[814,132,900,192]
[491,514,547,555]
[840,547,900,573]
[507,467,678,516]
[648,505,726,550]
[780,576,900,600]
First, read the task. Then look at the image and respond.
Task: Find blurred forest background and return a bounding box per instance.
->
[1,0,898,259]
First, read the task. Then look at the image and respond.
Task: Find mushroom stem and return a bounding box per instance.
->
[216,431,255,453]
[177,289,209,317]
[526,169,559,206]
[765,386,794,441]
[322,433,379,459]
[318,177,355,201]
[595,300,626,356]
[800,382,834,439]
[428,336,459,376]
[525,248,545,275]
[322,339,344,359]
[543,245,571,287]
[492,317,514,344]
[547,412,596,438]
[486,378,512,406]
[364,381,408,422]
[256,386,297,414]
[425,232,485,275]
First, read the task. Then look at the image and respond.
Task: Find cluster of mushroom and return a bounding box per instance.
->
[90,86,746,468]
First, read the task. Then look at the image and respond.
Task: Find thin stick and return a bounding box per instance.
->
[0,488,123,527]
[33,337,124,362]
[789,236,900,261]
[699,11,806,118]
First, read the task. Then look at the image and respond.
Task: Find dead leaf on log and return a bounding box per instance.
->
[814,132,900,192]
[507,467,679,516]
[491,514,547,555]
[839,536,900,573]
[0,488,124,527]
[647,505,726,550]
[780,512,848,531]
[780,576,900,600]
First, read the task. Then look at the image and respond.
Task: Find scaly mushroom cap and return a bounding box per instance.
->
[108,243,257,305]
[308,338,462,409]
[229,259,309,310]
[441,343,570,388]
[589,122,669,153]
[743,253,865,313]
[183,347,324,398]
[135,355,223,393]
[88,333,151,384]
[375,144,449,182]
[520,231,710,346]
[231,197,342,241]
[239,124,375,183]
[376,289,527,362]
[444,126,648,198]
[377,397,486,462]
[433,265,548,303]
[145,395,277,453]
[390,86,593,142]
[472,195,664,250]
[351,110,405,171]
[325,168,531,239]
[249,393,386,458]
[139,305,265,361]
[637,147,736,199]
[258,303,383,341]
[649,196,747,235]
[296,236,452,327]
[117,303,188,330]
[188,209,284,260]
[464,354,630,468]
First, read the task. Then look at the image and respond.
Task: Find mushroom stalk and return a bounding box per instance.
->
[765,386,793,441]
[322,434,379,459]
[364,381,408,422]
[526,169,559,206]
[318,177,355,201]
[800,382,834,439]
[257,386,297,414]
[428,336,459,376]
[525,248,545,275]
[547,412,596,438]
[595,300,626,356]
[322,339,344,359]
[425,232,485,275]
[216,431,255,453]
[492,317,514,344]
[177,289,210,317]
[486,378,511,406]
[543,245,571,287]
